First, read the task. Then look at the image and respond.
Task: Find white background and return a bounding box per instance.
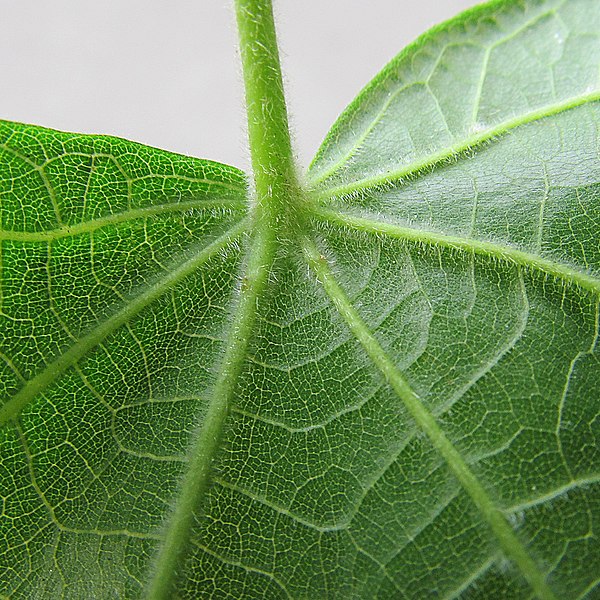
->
[1,0,478,170]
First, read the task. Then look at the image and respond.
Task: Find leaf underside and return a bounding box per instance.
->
[1,0,599,598]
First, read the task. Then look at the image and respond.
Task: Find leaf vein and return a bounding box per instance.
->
[302,234,558,600]
[313,91,600,198]
[190,539,293,599]
[0,219,248,424]
[0,199,245,242]
[311,207,600,294]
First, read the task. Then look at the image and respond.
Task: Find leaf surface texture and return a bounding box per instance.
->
[1,0,599,598]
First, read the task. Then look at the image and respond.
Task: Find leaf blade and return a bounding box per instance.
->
[2,0,600,597]
[308,0,600,191]
[0,121,250,598]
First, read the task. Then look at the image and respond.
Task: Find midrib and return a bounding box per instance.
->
[301,235,558,600]
[144,0,305,594]
[145,214,279,599]
[310,89,600,199]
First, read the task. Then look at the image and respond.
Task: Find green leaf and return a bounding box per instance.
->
[1,0,599,599]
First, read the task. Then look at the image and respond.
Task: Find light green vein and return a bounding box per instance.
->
[146,214,278,599]
[308,2,562,186]
[302,236,558,600]
[578,578,600,599]
[441,555,497,600]
[0,218,248,425]
[0,142,247,192]
[310,207,600,294]
[0,198,246,242]
[191,540,293,599]
[506,475,600,513]
[311,90,600,198]
[38,166,63,226]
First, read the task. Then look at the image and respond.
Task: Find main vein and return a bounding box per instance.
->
[145,217,276,599]
[311,206,600,295]
[302,236,558,600]
[0,219,248,425]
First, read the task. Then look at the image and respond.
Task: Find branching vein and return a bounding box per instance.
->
[302,234,558,600]
[310,207,600,294]
[0,219,248,424]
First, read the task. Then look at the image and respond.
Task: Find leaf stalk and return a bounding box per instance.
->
[235,0,301,226]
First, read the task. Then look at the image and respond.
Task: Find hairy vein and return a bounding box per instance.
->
[311,90,600,198]
[0,198,245,242]
[310,207,600,295]
[302,235,558,600]
[0,219,248,424]
[308,4,563,186]
[146,216,278,599]
[507,475,600,513]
